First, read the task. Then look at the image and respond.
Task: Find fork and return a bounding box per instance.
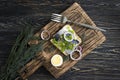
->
[51,13,106,32]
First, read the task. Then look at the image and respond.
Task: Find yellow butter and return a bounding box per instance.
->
[51,54,63,67]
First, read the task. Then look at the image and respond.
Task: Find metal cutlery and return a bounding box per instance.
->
[51,13,106,32]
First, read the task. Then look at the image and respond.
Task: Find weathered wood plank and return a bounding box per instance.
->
[18,2,106,79]
[0,0,120,80]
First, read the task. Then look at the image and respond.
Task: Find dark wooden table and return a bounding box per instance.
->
[0,0,120,80]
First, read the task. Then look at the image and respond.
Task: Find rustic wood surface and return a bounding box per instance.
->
[19,3,106,79]
[0,0,120,80]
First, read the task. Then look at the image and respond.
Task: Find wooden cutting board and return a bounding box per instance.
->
[19,2,106,79]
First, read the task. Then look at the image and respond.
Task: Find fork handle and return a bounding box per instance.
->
[67,21,106,32]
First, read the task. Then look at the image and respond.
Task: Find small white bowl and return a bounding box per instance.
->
[51,54,63,67]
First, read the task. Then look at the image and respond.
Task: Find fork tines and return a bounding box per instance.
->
[51,13,62,22]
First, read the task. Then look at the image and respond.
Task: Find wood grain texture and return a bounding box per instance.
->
[0,0,120,80]
[18,2,106,79]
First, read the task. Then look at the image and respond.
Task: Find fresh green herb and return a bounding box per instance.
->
[65,34,72,40]
[0,23,45,80]
[63,55,70,62]
[51,34,75,53]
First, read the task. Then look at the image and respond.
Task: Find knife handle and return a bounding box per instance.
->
[67,20,106,32]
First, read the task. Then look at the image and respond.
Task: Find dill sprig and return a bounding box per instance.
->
[0,23,45,80]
